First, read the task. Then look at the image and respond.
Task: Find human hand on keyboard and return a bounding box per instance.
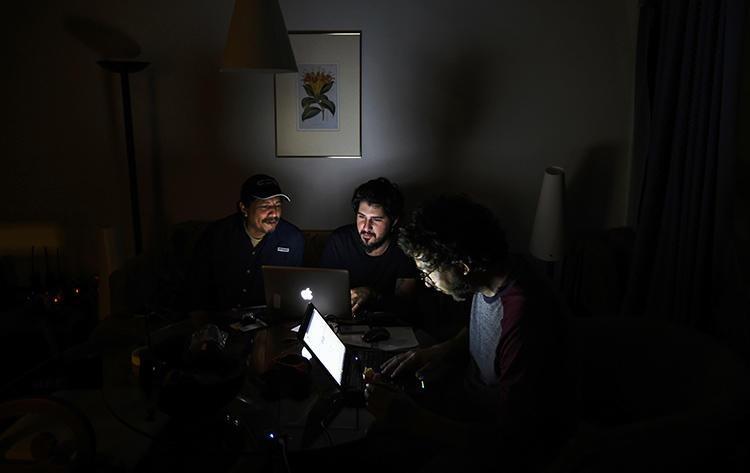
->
[364,371,415,420]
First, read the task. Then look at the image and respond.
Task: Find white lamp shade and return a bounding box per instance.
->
[222,0,297,72]
[529,166,566,261]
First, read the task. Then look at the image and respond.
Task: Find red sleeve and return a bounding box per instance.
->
[493,285,530,421]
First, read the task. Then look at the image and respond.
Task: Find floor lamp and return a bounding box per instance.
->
[529,166,566,282]
[98,60,149,255]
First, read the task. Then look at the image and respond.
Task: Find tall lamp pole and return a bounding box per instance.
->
[98,60,149,255]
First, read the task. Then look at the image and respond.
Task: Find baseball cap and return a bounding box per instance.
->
[240,174,291,203]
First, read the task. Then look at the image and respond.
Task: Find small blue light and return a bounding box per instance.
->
[268,432,275,439]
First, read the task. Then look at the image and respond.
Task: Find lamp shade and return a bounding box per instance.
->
[221,0,297,72]
[529,166,566,262]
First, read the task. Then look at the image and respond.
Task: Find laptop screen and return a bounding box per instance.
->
[301,305,346,386]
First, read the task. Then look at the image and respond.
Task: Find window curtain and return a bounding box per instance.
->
[623,0,746,339]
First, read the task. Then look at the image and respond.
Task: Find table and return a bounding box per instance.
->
[91,312,377,470]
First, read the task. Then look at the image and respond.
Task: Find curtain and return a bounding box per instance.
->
[623,0,746,336]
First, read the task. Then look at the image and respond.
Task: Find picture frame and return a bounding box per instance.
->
[274,31,361,158]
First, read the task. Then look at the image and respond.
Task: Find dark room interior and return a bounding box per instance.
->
[1,0,749,472]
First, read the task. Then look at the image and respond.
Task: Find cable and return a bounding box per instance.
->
[279,436,292,473]
[321,420,334,447]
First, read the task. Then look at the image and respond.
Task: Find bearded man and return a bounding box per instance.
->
[319,177,417,315]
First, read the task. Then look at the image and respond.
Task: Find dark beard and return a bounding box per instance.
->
[444,277,475,301]
[359,233,388,253]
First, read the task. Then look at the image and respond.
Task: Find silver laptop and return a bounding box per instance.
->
[261,265,350,321]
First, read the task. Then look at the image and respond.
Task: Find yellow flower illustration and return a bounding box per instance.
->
[300,69,336,121]
[303,71,335,97]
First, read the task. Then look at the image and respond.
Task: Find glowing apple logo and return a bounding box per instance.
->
[300,287,313,301]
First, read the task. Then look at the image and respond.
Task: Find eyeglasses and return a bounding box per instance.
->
[416,265,438,289]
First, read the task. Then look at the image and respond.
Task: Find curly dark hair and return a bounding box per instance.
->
[351,177,404,221]
[398,194,509,274]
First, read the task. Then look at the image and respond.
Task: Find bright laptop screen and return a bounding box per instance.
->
[302,306,346,386]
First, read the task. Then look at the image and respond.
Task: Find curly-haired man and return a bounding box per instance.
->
[365,194,572,471]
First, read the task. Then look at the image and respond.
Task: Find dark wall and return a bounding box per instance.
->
[737,5,750,284]
[1,0,638,276]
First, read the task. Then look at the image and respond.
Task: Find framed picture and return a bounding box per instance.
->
[275,31,361,158]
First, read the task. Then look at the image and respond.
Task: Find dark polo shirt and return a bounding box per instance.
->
[183,214,304,311]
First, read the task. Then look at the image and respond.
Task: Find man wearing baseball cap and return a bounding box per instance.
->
[182,174,305,312]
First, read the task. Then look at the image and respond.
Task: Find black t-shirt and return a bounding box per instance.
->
[318,224,417,301]
[182,214,304,311]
